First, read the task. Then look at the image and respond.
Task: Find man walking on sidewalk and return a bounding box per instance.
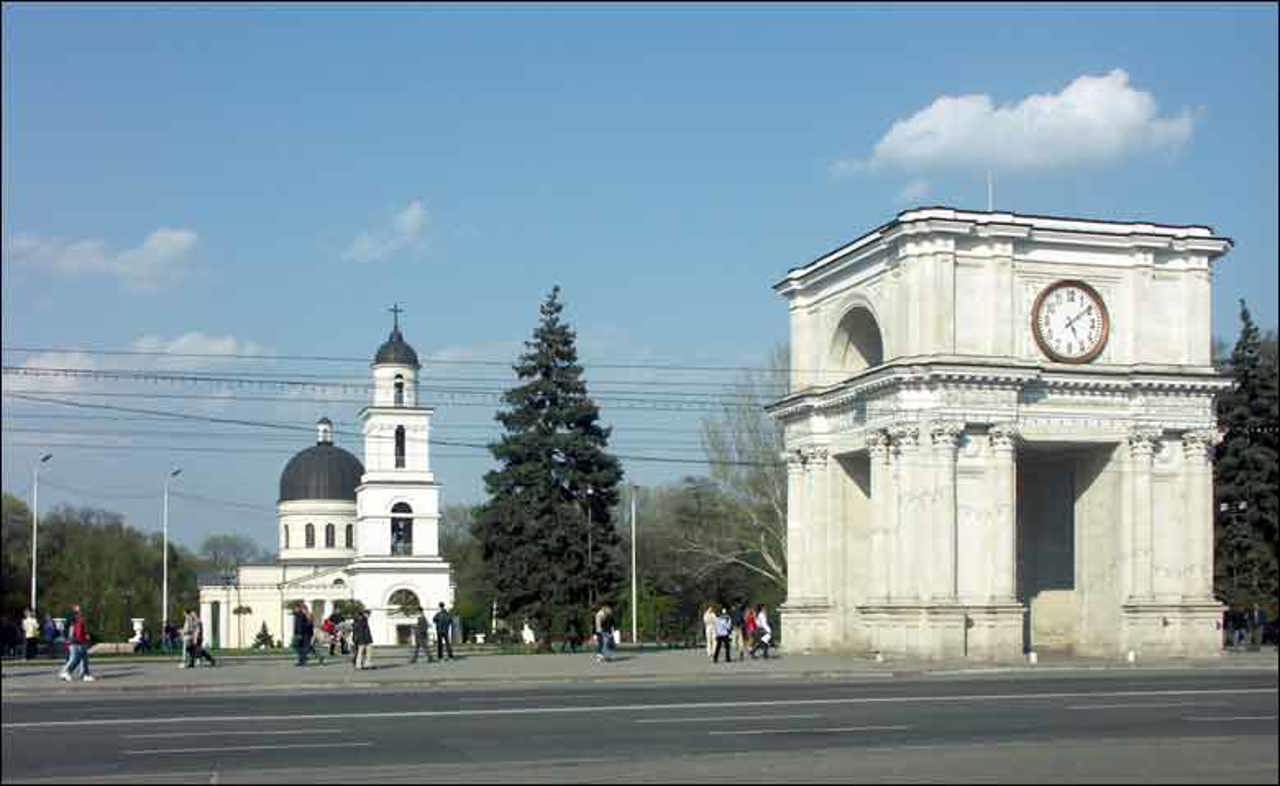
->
[59,605,95,682]
[22,609,39,661]
[410,609,433,664]
[433,602,455,661]
[352,610,373,670]
[712,606,733,664]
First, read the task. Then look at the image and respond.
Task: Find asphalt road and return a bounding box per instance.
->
[2,670,1276,783]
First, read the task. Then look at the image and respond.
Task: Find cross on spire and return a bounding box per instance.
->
[389,302,404,331]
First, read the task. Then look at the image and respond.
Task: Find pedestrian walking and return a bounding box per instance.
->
[22,609,40,661]
[712,607,733,664]
[352,610,373,670]
[743,605,758,658]
[58,605,94,682]
[189,611,216,667]
[410,610,433,664]
[433,603,455,661]
[594,604,616,663]
[702,603,718,658]
[180,610,197,668]
[731,602,748,662]
[42,615,58,659]
[338,615,354,656]
[292,602,313,667]
[322,614,340,657]
[749,604,773,659]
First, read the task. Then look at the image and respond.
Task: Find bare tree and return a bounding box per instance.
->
[688,345,789,589]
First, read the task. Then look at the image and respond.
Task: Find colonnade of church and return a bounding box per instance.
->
[782,420,1220,658]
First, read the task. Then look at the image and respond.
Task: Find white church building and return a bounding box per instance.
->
[199,314,453,648]
[769,207,1232,661]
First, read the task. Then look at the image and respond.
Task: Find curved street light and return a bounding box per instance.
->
[30,453,52,611]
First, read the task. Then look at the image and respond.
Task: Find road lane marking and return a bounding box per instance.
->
[709,725,910,736]
[636,713,821,724]
[459,693,602,702]
[123,741,372,756]
[4,687,1274,729]
[123,729,347,739]
[1183,715,1277,722]
[1067,702,1226,710]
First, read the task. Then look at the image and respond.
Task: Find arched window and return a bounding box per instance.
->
[394,374,405,407]
[305,523,315,548]
[324,523,335,548]
[390,502,413,556]
[395,425,406,468]
[345,523,354,549]
[284,525,290,550]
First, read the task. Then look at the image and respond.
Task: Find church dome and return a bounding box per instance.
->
[374,325,419,368]
[279,420,364,503]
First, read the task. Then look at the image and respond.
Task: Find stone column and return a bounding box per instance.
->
[989,423,1019,601]
[1181,429,1217,599]
[1127,427,1161,601]
[784,449,810,601]
[803,446,830,603]
[930,420,966,601]
[890,423,923,601]
[866,430,893,602]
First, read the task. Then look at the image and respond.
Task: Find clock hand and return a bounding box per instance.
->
[1064,307,1090,330]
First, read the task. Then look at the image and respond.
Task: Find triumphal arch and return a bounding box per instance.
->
[768,207,1232,659]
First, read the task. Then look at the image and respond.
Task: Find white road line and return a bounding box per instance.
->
[460,693,601,703]
[1067,702,1226,711]
[123,729,347,740]
[635,713,822,725]
[123,741,373,756]
[3,687,1274,730]
[1183,715,1278,722]
[709,725,910,736]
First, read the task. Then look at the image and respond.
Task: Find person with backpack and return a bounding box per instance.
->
[59,605,94,682]
[410,610,433,664]
[433,603,455,661]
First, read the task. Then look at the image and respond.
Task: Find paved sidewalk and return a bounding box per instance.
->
[2,646,1274,699]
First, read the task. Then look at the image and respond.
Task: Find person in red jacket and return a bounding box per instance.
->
[59,605,95,682]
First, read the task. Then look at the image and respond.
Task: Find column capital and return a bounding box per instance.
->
[929,420,966,452]
[1128,426,1162,459]
[989,422,1020,454]
[785,446,829,471]
[888,423,922,452]
[866,429,892,461]
[1181,428,1219,463]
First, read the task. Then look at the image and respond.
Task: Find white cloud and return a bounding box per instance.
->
[342,200,429,264]
[130,332,267,371]
[5,228,198,289]
[836,69,1194,174]
[896,179,930,203]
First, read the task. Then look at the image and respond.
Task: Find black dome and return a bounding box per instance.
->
[374,326,419,367]
[279,443,364,503]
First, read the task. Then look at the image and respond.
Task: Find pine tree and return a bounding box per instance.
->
[1213,300,1279,610]
[476,286,624,648]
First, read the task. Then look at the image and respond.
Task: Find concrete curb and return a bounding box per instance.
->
[3,658,1274,700]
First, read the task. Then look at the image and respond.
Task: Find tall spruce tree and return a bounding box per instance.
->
[475,286,624,647]
[1213,300,1279,610]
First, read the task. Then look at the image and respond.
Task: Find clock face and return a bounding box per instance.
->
[1032,280,1109,363]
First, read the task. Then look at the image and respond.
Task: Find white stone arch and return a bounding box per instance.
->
[384,585,423,612]
[827,294,887,378]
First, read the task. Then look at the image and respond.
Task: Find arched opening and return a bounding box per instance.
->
[394,374,405,407]
[344,523,354,549]
[324,523,335,548]
[388,589,421,614]
[395,425,406,469]
[390,502,413,556]
[830,306,885,378]
[305,523,316,548]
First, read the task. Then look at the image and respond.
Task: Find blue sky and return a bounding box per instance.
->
[3,3,1277,552]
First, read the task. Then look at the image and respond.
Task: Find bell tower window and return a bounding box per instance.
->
[284,525,290,550]
[305,523,315,548]
[345,523,354,549]
[394,374,405,407]
[324,523,335,548]
[390,502,413,556]
[395,425,406,468]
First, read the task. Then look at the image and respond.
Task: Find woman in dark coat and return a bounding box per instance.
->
[352,611,374,670]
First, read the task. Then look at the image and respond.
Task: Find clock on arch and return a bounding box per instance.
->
[1031,280,1110,364]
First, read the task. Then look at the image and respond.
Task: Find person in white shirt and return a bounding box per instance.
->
[712,608,733,664]
[701,604,718,658]
[21,609,40,660]
[750,604,773,659]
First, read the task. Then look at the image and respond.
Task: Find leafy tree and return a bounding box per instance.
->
[331,598,366,620]
[440,503,495,638]
[1214,301,1280,611]
[475,286,624,648]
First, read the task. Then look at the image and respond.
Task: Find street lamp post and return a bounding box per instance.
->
[630,484,638,644]
[162,467,182,632]
[29,453,52,611]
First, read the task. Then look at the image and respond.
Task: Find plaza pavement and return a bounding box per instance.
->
[2,645,1275,699]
